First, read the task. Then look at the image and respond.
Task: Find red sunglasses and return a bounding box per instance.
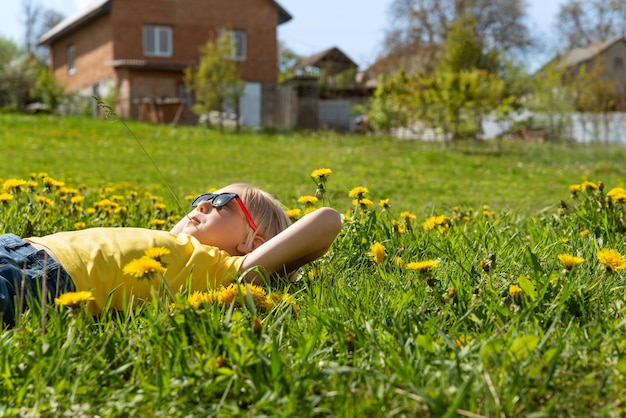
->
[191,192,258,232]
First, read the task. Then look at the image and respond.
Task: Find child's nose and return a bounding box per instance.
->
[196,201,211,213]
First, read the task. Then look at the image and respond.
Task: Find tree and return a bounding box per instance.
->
[0,52,45,110]
[368,15,522,144]
[0,37,21,107]
[556,0,626,49]
[22,0,65,62]
[278,40,302,82]
[184,32,246,132]
[382,0,535,75]
[526,61,576,141]
[35,67,65,112]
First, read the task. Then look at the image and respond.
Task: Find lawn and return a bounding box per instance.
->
[1,113,625,416]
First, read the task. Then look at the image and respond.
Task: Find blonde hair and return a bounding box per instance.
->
[229,183,292,246]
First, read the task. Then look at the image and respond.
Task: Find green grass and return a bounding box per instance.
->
[1,113,626,416]
[2,113,625,215]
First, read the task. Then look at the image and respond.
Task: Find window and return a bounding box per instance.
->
[219,29,246,61]
[143,25,173,57]
[68,44,76,75]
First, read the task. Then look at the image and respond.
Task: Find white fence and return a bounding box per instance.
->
[397,112,626,145]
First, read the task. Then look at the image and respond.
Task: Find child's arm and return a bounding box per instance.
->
[240,207,342,282]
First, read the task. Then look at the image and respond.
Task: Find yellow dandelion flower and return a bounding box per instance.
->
[607,187,626,203]
[348,186,368,199]
[264,292,281,310]
[218,283,267,309]
[308,267,321,279]
[94,199,119,210]
[597,248,626,272]
[281,293,300,312]
[581,181,598,192]
[70,195,84,204]
[144,192,161,202]
[391,220,406,234]
[155,203,167,211]
[149,219,166,227]
[422,215,450,231]
[304,206,317,215]
[25,180,38,191]
[285,208,301,219]
[379,198,390,209]
[188,290,218,308]
[355,198,374,209]
[406,260,439,272]
[557,254,585,269]
[580,229,589,237]
[123,256,166,279]
[3,178,27,193]
[369,242,386,265]
[400,211,416,221]
[57,186,79,196]
[42,177,65,188]
[561,237,569,243]
[509,284,523,298]
[569,184,581,194]
[394,256,405,268]
[85,208,96,215]
[35,196,54,206]
[310,168,332,180]
[297,195,318,205]
[0,193,14,203]
[74,222,86,229]
[144,247,171,259]
[55,291,95,307]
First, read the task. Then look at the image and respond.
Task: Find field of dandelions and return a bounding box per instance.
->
[1,114,626,417]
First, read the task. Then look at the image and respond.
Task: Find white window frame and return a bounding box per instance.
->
[219,29,247,61]
[143,25,173,57]
[68,44,76,75]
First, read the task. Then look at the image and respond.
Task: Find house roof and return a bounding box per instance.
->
[37,0,111,45]
[558,36,626,68]
[293,47,358,74]
[37,0,292,46]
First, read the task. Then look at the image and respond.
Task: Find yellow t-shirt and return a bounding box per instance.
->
[28,228,246,314]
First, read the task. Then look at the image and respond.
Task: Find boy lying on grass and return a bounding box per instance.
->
[0,183,342,327]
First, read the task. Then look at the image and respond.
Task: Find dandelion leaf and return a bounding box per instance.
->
[518,275,537,301]
[507,334,540,361]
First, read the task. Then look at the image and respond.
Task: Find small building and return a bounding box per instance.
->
[37,0,292,126]
[555,37,626,110]
[278,47,374,131]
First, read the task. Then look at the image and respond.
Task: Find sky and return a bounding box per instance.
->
[1,0,568,70]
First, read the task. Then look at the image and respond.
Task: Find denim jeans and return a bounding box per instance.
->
[0,234,75,328]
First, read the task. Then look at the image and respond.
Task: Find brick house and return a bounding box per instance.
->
[37,0,292,126]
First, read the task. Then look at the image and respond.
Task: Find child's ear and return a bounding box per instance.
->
[251,234,266,250]
[236,234,266,254]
